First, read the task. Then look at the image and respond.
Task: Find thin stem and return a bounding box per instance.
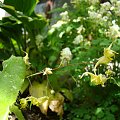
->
[26,71,43,78]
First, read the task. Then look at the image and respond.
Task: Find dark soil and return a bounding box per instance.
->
[22,106,60,120]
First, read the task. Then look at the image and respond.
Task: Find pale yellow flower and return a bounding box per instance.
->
[94,56,112,72]
[30,96,39,106]
[80,72,108,87]
[104,44,117,58]
[23,52,30,65]
[43,68,53,75]
[105,69,115,76]
[94,43,118,72]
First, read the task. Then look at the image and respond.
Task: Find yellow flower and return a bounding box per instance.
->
[80,72,108,87]
[104,44,117,58]
[91,74,107,87]
[23,52,31,65]
[94,56,112,72]
[94,43,118,72]
[30,96,39,106]
[20,98,28,109]
[105,69,114,76]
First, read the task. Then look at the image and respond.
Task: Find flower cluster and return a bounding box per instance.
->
[48,21,67,34]
[106,20,120,39]
[60,47,72,66]
[20,94,64,116]
[88,11,103,23]
[73,17,82,23]
[100,2,112,13]
[48,0,120,88]
[48,11,70,34]
[76,25,85,34]
[73,35,83,45]
[80,42,118,87]
[109,0,120,16]
[73,25,85,45]
[60,11,70,22]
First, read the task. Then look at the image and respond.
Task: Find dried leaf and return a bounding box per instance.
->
[49,93,64,116]
[39,100,49,115]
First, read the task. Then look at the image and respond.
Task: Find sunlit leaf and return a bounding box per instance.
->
[4,0,38,15]
[0,55,26,120]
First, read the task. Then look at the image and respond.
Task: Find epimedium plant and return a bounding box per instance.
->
[0,0,49,119]
[0,0,120,120]
[0,0,73,119]
[47,0,120,119]
[47,0,120,87]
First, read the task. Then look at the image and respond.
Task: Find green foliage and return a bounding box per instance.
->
[0,0,120,119]
[0,56,26,120]
[10,105,25,120]
[4,0,38,16]
[65,96,119,120]
[0,1,47,69]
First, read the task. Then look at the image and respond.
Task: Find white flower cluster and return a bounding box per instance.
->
[35,34,44,50]
[48,21,67,34]
[60,11,70,22]
[88,0,120,40]
[48,11,70,34]
[106,20,120,39]
[88,11,102,22]
[88,1,114,25]
[100,2,112,13]
[62,3,68,9]
[73,17,82,23]
[73,35,83,45]
[52,21,67,29]
[100,0,120,17]
[73,25,85,45]
[60,47,72,66]
[77,25,85,34]
[112,1,120,16]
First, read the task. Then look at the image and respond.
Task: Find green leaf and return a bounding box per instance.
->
[84,114,91,120]
[110,105,118,113]
[95,107,104,118]
[0,55,26,120]
[4,0,38,16]
[104,113,115,120]
[0,2,47,52]
[29,81,51,98]
[10,105,25,120]
[60,88,73,101]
